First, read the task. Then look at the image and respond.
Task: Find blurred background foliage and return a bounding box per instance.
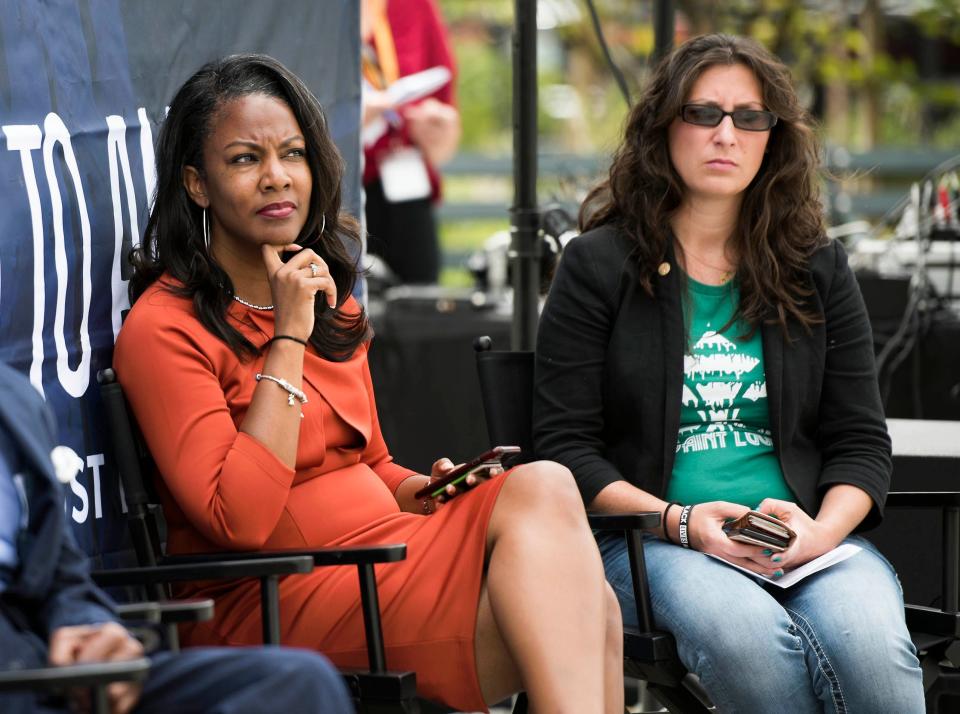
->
[431,0,960,285]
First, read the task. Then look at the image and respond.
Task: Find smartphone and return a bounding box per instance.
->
[726,528,790,551]
[722,510,796,551]
[414,446,521,500]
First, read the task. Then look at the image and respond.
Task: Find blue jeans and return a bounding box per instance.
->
[135,647,352,714]
[597,532,925,713]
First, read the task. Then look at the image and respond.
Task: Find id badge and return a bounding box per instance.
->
[379,146,431,202]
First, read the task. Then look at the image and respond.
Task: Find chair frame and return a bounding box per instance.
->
[886,492,960,711]
[96,368,419,712]
[0,600,215,714]
[0,658,151,714]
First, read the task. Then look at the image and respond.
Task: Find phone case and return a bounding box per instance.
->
[745,513,791,538]
[413,446,521,500]
[427,462,498,498]
[725,531,790,552]
[726,528,789,550]
[723,510,796,550]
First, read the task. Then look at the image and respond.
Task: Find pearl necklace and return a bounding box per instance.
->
[233,295,274,311]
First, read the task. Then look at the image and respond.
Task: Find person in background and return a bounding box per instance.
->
[534,33,924,712]
[0,360,352,714]
[360,0,461,284]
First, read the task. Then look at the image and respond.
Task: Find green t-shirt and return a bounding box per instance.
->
[666,277,795,507]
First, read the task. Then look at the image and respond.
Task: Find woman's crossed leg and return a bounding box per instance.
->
[474,461,623,714]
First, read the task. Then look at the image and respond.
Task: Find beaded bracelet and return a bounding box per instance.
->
[269,334,308,347]
[662,501,681,544]
[678,504,694,548]
[256,373,308,406]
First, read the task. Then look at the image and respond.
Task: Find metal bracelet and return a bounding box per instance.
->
[255,373,308,406]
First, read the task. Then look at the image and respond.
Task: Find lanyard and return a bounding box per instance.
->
[361,3,399,90]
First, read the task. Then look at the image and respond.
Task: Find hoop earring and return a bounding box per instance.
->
[319,214,326,236]
[202,208,210,252]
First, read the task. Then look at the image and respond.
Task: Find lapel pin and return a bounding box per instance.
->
[50,445,83,484]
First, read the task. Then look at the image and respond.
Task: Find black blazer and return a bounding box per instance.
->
[533,225,891,530]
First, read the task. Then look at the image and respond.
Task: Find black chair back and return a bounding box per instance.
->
[473,336,534,465]
[473,336,711,713]
[97,368,165,573]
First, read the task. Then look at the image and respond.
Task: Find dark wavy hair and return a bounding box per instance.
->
[129,53,368,361]
[580,34,827,334]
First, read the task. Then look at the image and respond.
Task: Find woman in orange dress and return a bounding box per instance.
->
[113,54,622,713]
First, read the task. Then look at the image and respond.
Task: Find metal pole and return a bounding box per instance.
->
[652,0,675,64]
[510,0,540,351]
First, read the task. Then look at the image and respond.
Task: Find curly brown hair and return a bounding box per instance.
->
[580,34,827,334]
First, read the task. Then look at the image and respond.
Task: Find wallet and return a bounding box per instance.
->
[722,510,796,552]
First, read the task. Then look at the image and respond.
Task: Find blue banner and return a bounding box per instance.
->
[0,0,361,561]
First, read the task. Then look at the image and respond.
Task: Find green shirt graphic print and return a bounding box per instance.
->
[666,277,794,507]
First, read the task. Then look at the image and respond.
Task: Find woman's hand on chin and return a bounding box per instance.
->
[261,243,338,340]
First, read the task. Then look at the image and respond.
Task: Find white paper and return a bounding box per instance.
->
[385,66,451,107]
[707,543,862,588]
[361,67,451,148]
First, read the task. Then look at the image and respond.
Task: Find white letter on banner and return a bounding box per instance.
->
[86,453,105,519]
[106,115,137,339]
[138,107,156,208]
[55,444,88,523]
[42,113,92,398]
[70,473,89,523]
[3,124,46,396]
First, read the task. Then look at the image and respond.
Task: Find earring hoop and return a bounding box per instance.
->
[319,215,326,235]
[202,208,210,252]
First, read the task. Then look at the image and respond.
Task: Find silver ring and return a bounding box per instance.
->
[309,263,319,277]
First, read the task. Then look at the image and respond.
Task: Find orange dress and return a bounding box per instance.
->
[113,278,506,712]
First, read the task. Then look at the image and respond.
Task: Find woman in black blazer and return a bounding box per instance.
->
[534,34,924,713]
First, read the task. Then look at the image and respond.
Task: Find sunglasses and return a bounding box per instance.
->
[679,104,778,132]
